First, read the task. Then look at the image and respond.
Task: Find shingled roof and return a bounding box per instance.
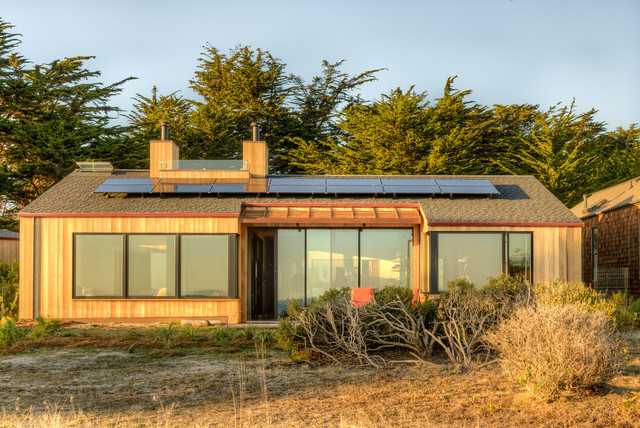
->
[21,170,580,224]
[571,176,640,219]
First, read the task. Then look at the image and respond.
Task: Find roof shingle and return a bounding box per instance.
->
[21,170,580,224]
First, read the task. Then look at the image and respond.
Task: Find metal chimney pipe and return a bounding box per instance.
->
[160,122,170,140]
[583,194,588,209]
[251,122,260,141]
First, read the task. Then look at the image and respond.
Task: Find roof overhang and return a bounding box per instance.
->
[241,203,422,225]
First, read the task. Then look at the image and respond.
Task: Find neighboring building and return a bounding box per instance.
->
[571,177,640,297]
[19,126,582,323]
[0,229,19,264]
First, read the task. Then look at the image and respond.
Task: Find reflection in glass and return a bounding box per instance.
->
[277,229,305,315]
[75,235,124,297]
[128,235,176,297]
[360,229,413,290]
[508,233,532,282]
[181,235,233,297]
[306,229,358,301]
[437,233,502,291]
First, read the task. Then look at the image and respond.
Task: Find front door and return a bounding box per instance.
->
[249,229,275,320]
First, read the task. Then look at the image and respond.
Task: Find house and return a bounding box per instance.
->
[0,229,19,264]
[18,125,582,323]
[571,177,640,297]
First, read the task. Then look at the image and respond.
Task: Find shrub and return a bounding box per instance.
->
[254,329,274,344]
[239,325,256,340]
[181,326,205,342]
[611,292,638,329]
[533,281,617,321]
[487,302,625,399]
[30,316,61,340]
[0,316,26,346]
[0,261,19,320]
[211,326,236,345]
[152,323,178,348]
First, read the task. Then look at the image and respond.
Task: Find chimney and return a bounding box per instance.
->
[243,123,268,177]
[150,121,179,178]
[583,194,588,209]
[252,122,260,141]
[160,122,170,141]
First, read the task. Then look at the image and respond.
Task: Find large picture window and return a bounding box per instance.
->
[181,235,237,297]
[273,228,414,315]
[430,232,532,293]
[74,234,124,297]
[73,233,237,299]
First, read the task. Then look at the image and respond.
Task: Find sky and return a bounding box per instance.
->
[2,0,639,130]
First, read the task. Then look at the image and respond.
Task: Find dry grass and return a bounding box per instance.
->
[0,324,639,427]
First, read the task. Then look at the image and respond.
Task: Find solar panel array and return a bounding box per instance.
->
[94,177,500,196]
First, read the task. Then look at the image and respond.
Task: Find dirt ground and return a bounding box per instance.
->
[0,326,639,427]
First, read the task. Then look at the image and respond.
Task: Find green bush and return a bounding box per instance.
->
[181,326,205,342]
[239,325,256,340]
[610,292,638,329]
[0,261,19,320]
[30,316,60,340]
[152,323,178,348]
[211,326,236,345]
[0,316,26,346]
[533,281,628,328]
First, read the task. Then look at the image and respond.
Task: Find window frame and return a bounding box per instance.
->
[429,231,533,294]
[73,232,238,300]
[72,233,126,299]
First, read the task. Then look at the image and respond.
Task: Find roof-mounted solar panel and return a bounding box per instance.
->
[381,178,437,186]
[439,185,500,195]
[326,178,383,186]
[267,184,326,194]
[383,185,440,194]
[269,178,326,186]
[327,185,383,194]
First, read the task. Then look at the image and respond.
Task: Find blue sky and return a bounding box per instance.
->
[3,0,639,130]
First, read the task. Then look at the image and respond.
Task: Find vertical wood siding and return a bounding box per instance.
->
[33,216,241,322]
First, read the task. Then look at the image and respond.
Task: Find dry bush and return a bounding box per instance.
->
[487,302,625,399]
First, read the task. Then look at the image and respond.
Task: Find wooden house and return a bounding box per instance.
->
[571,177,640,297]
[0,229,19,264]
[19,126,582,323]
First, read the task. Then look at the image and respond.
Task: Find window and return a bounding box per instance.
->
[181,235,237,298]
[430,232,532,293]
[273,228,414,313]
[306,229,359,300]
[360,229,413,290]
[74,234,124,297]
[592,226,598,282]
[73,233,237,299]
[128,235,176,297]
[508,233,532,282]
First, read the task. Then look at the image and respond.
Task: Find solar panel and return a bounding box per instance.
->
[380,178,437,186]
[211,184,246,193]
[382,185,440,194]
[439,185,500,195]
[268,178,326,186]
[93,176,499,197]
[95,185,154,193]
[94,178,155,193]
[435,179,493,187]
[268,184,326,194]
[174,185,214,193]
[326,178,382,186]
[327,185,383,194]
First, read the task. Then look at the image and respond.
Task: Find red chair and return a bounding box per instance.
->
[351,287,374,307]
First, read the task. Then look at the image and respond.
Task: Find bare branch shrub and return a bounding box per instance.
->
[487,303,626,399]
[282,293,384,367]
